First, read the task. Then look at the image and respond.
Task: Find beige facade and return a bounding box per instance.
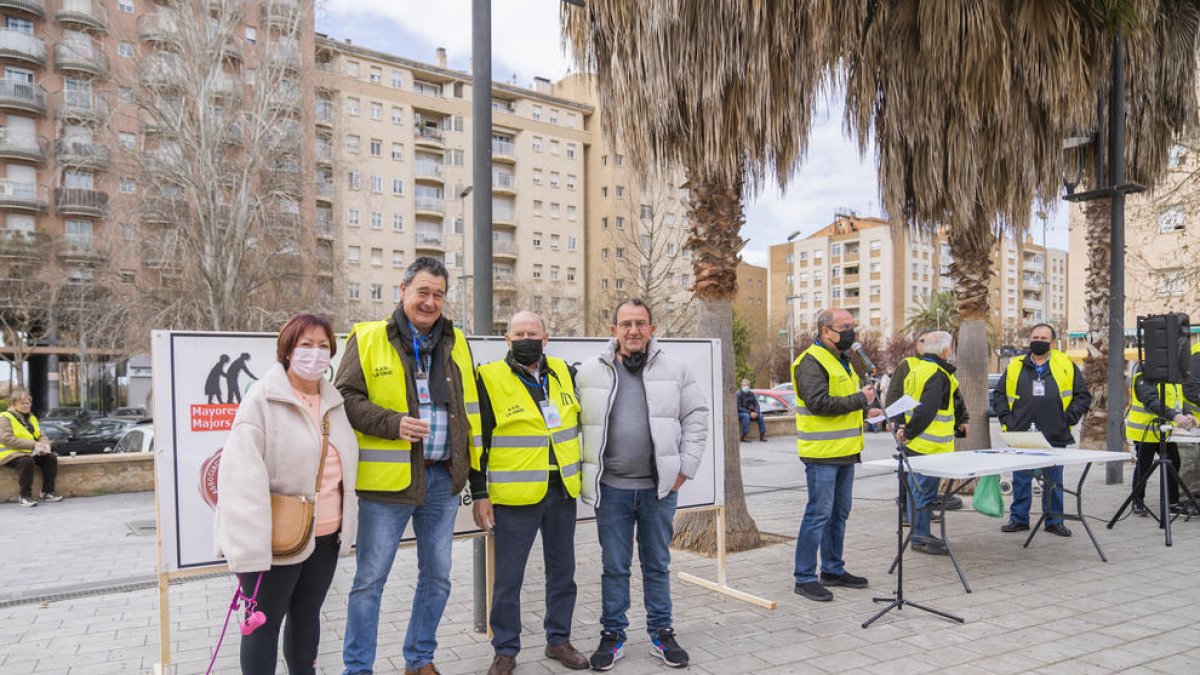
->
[314,38,591,334]
[768,213,1068,343]
[1066,140,1200,336]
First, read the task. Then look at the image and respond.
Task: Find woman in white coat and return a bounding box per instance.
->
[215,313,359,675]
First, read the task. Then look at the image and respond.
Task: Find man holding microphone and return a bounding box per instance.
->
[791,308,883,602]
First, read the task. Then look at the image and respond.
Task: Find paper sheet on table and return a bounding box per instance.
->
[866,394,919,424]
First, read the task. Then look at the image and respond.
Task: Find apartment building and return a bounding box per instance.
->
[314,38,591,334]
[1066,140,1200,336]
[768,213,1068,343]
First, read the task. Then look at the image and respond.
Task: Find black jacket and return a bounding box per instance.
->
[1135,372,1183,420]
[886,357,969,426]
[793,341,871,464]
[991,355,1092,447]
[1182,351,1200,408]
[736,389,760,415]
[890,356,964,440]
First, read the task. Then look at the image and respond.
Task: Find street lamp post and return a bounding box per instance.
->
[458,186,474,333]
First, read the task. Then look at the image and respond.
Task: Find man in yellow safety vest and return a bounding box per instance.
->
[1128,366,1197,515]
[471,311,588,675]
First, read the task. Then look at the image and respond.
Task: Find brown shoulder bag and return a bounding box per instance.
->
[270,415,330,557]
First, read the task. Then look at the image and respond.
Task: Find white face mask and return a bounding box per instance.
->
[741,386,750,392]
[290,347,331,382]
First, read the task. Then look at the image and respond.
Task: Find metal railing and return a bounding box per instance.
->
[492,173,516,189]
[315,100,334,124]
[415,196,444,214]
[0,180,48,210]
[0,129,47,161]
[55,0,107,31]
[0,79,46,114]
[493,240,519,256]
[55,187,108,216]
[414,162,443,179]
[0,229,49,259]
[415,232,445,248]
[491,140,515,156]
[57,90,108,120]
[54,42,108,77]
[414,127,445,144]
[0,28,46,65]
[54,139,109,167]
[0,1,45,18]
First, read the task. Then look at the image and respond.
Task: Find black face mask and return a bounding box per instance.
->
[623,351,648,371]
[1029,340,1051,356]
[829,328,856,352]
[511,339,544,366]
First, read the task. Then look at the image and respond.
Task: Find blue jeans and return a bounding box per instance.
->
[794,463,854,584]
[907,471,942,541]
[595,484,678,639]
[738,411,767,437]
[343,464,459,674]
[1010,466,1065,527]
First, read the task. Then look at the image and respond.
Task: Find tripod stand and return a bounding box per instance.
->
[863,446,963,628]
[1107,418,1198,547]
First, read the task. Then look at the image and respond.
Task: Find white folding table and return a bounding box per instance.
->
[864,448,1129,593]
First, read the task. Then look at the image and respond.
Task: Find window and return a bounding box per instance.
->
[1156,269,1188,296]
[550,203,560,218]
[370,284,383,301]
[413,80,441,96]
[533,264,543,279]
[602,279,609,290]
[615,154,625,166]
[532,136,543,153]
[118,0,134,12]
[566,205,577,220]
[392,107,403,124]
[371,248,383,266]
[451,149,464,166]
[550,140,560,155]
[602,248,609,260]
[615,217,625,229]
[532,169,543,185]
[370,139,382,156]
[119,178,135,194]
[347,245,361,263]
[567,267,576,281]
[798,251,808,261]
[348,171,361,190]
[549,109,559,124]
[550,234,561,250]
[393,214,404,231]
[615,186,625,198]
[370,175,384,193]
[118,42,135,59]
[532,105,542,121]
[391,70,403,88]
[346,61,360,77]
[118,86,133,103]
[602,155,608,166]
[667,243,677,255]
[532,231,543,248]
[601,187,608,198]
[550,266,560,281]
[566,174,576,190]
[602,218,609,229]
[392,250,404,267]
[549,172,560,188]
[1158,205,1186,233]
[348,283,360,300]
[370,212,382,229]
[567,113,578,128]
[244,27,257,45]
[615,247,625,259]
[392,143,404,161]
[533,200,543,215]
[452,115,464,132]
[616,278,625,290]
[347,209,361,225]
[369,67,382,84]
[1168,144,1188,168]
[118,132,136,150]
[394,285,402,302]
[870,261,882,273]
[346,135,360,153]
[640,204,653,219]
[370,102,382,120]
[346,97,359,115]
[392,179,404,195]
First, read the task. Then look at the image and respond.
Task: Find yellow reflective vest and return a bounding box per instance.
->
[477,357,582,505]
[1003,351,1075,432]
[351,320,482,492]
[0,410,41,464]
[1126,371,1185,443]
[902,359,958,455]
[792,344,864,459]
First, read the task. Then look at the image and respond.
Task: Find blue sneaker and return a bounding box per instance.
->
[590,630,624,671]
[650,627,688,668]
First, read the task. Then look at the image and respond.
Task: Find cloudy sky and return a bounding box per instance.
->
[318,0,1071,266]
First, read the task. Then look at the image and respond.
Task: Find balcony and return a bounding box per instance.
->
[316,216,335,241]
[492,172,516,194]
[57,91,109,123]
[54,139,109,170]
[315,181,333,201]
[266,43,301,72]
[414,162,444,182]
[493,239,518,259]
[0,129,47,163]
[55,0,107,31]
[314,143,333,165]
[55,187,108,217]
[0,28,46,66]
[415,232,446,250]
[141,196,187,224]
[493,208,516,225]
[265,212,301,238]
[493,275,517,292]
[137,14,179,45]
[0,79,44,115]
[0,1,44,18]
[262,0,300,28]
[140,241,180,270]
[315,101,334,126]
[56,236,108,265]
[54,42,108,78]
[0,180,47,211]
[139,54,184,89]
[491,139,516,162]
[0,229,49,261]
[414,126,445,148]
[415,196,445,215]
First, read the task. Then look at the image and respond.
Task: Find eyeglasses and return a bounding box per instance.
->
[830,324,855,331]
[616,320,649,331]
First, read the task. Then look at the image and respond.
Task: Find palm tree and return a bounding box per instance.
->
[904,290,961,336]
[563,2,848,552]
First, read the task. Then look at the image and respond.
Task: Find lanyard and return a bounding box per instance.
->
[517,370,550,400]
[1033,360,1049,380]
[408,321,428,375]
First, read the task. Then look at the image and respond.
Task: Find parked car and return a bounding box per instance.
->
[752,389,797,416]
[39,421,73,442]
[771,382,795,393]
[42,407,100,430]
[987,373,1001,416]
[110,407,149,421]
[54,417,147,455]
[112,422,154,454]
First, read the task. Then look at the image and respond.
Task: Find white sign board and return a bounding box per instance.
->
[153,331,725,572]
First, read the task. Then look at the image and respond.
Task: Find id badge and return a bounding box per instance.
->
[416,378,432,405]
[540,401,562,428]
[1032,380,1046,397]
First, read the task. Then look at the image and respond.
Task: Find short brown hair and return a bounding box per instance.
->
[277,313,336,369]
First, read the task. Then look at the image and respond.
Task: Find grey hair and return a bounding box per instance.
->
[611,298,654,324]
[8,388,30,403]
[921,331,953,355]
[815,308,836,331]
[403,256,450,287]
[507,311,548,334]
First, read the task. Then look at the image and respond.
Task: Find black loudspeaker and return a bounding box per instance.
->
[1138,313,1192,384]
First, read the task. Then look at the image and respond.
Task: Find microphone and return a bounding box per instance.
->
[851,342,879,378]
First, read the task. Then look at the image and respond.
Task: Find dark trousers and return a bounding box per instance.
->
[1133,441,1182,506]
[5,453,57,498]
[239,533,339,675]
[490,481,578,657]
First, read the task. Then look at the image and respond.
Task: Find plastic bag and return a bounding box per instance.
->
[973,474,1004,518]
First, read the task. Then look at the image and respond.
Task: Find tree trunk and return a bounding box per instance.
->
[1079,200,1112,448]
[946,222,997,454]
[670,170,762,554]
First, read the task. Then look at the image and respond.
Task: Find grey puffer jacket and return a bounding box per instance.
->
[576,338,709,506]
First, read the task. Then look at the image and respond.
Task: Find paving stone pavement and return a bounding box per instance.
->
[2,458,1199,674]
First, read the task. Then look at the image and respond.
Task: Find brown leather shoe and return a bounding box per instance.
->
[487,655,516,675]
[405,665,442,675]
[545,642,589,670]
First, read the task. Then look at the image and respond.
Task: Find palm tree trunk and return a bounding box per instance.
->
[946,222,997,455]
[670,170,762,554]
[1079,200,1112,448]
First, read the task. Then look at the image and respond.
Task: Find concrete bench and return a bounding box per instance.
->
[0,454,154,503]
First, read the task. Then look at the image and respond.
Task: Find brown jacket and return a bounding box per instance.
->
[0,412,48,465]
[335,314,473,503]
